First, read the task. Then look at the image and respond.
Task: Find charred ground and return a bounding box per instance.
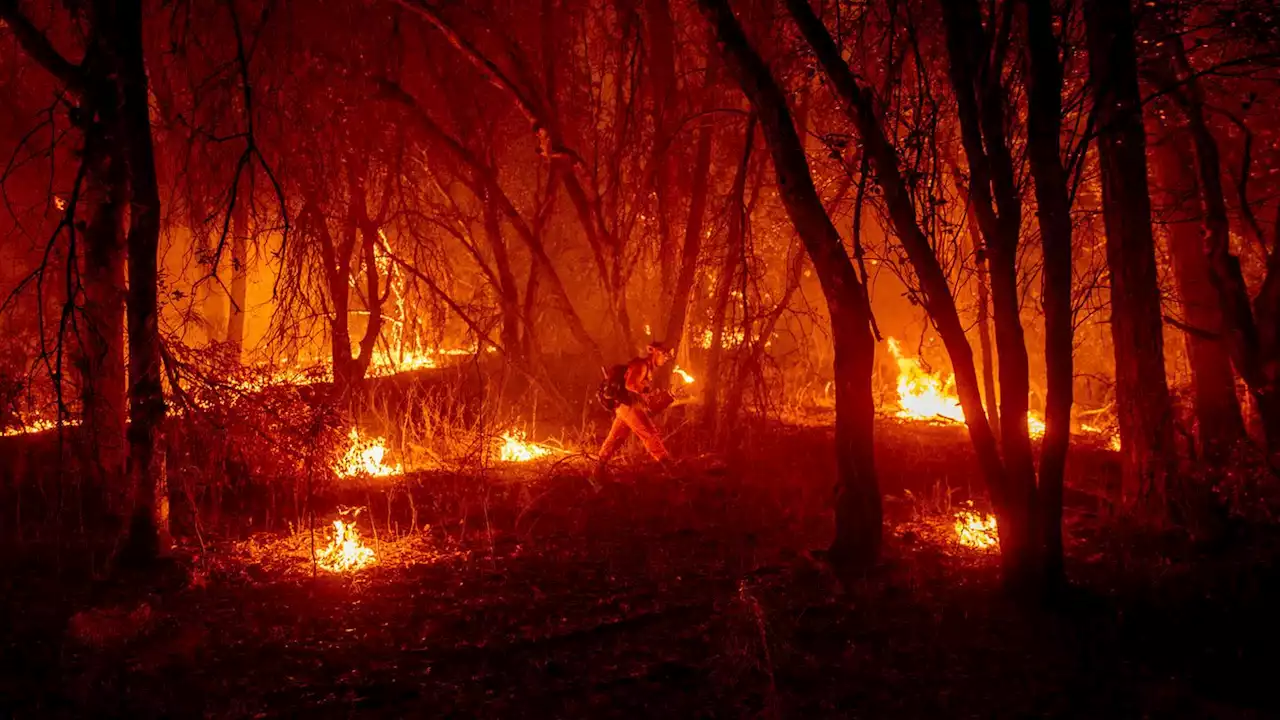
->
[3,416,1278,718]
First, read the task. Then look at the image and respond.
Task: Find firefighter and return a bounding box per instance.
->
[593,340,677,481]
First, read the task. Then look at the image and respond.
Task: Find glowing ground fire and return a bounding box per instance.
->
[954,510,999,550]
[497,430,559,463]
[335,429,402,478]
[315,513,376,572]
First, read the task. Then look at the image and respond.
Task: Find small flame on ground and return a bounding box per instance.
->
[673,366,695,385]
[498,430,558,463]
[954,510,999,550]
[315,513,376,572]
[335,428,402,478]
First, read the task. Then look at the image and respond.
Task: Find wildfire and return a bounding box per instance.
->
[886,337,966,423]
[954,510,999,550]
[1,418,75,437]
[334,428,402,478]
[673,366,695,385]
[314,511,376,572]
[497,429,559,463]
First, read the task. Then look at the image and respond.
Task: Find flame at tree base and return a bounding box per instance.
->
[954,510,999,550]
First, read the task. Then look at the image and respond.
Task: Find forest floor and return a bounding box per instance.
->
[3,417,1280,718]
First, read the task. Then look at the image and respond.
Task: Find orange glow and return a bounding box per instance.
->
[497,429,559,463]
[886,337,965,423]
[334,428,402,478]
[1,418,75,437]
[954,510,999,550]
[315,513,376,572]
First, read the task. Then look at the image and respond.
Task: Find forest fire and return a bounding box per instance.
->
[954,510,999,550]
[334,429,402,478]
[314,512,376,573]
[497,430,560,463]
[4,0,1279,713]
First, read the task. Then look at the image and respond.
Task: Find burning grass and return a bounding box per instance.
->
[334,428,403,479]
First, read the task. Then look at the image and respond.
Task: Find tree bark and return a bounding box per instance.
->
[1152,131,1246,463]
[1085,0,1178,515]
[1024,0,1075,586]
[79,116,129,513]
[662,85,717,353]
[703,115,754,429]
[118,0,170,563]
[228,192,249,359]
[483,189,523,360]
[700,0,881,570]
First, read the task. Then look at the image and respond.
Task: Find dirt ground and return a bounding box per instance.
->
[3,418,1279,718]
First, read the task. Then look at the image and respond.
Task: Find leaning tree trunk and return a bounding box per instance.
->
[1163,39,1280,465]
[118,0,170,563]
[228,191,249,359]
[1085,0,1178,516]
[700,0,881,570]
[1152,130,1246,463]
[783,0,1053,585]
[1024,0,1075,586]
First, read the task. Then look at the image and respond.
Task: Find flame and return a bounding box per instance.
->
[886,338,966,423]
[1027,413,1046,439]
[335,428,402,478]
[314,514,376,572]
[497,429,558,463]
[954,510,999,550]
[1,418,69,437]
[673,366,695,385]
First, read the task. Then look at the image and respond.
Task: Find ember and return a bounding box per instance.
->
[315,511,376,573]
[335,429,402,478]
[954,510,999,550]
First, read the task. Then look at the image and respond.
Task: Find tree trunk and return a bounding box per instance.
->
[1162,39,1280,465]
[1085,0,1178,515]
[703,115,754,429]
[1024,0,1075,587]
[700,0,881,570]
[662,88,716,353]
[1152,131,1246,462]
[79,126,129,515]
[644,0,678,316]
[483,191,523,359]
[228,193,249,359]
[118,0,170,563]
